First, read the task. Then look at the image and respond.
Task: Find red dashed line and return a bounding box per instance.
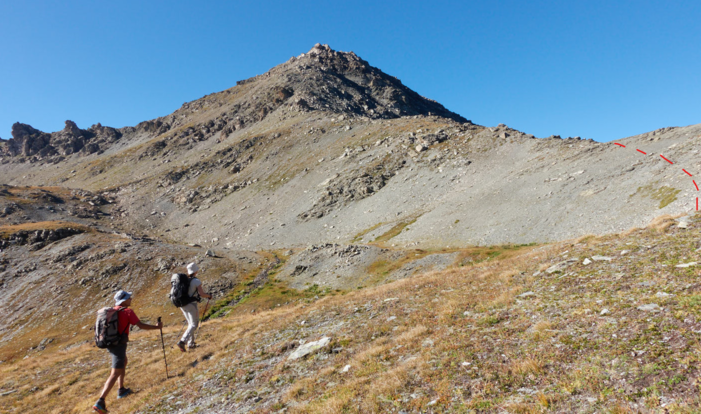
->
[614,143,696,209]
[660,155,674,164]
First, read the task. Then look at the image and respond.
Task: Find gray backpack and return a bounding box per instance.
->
[94,307,128,348]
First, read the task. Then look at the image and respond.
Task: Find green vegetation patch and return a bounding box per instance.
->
[374,218,418,243]
[631,183,681,209]
[351,222,384,243]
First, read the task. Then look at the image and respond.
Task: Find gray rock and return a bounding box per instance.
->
[637,303,661,312]
[288,337,331,360]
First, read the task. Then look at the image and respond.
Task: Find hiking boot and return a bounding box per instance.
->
[117,387,133,399]
[93,399,108,413]
[176,341,187,352]
[187,342,197,349]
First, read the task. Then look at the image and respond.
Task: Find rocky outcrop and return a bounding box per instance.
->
[1,120,122,161]
[0,227,84,250]
[300,155,406,220]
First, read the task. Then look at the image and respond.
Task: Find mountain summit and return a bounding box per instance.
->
[0,44,466,163]
[260,43,468,122]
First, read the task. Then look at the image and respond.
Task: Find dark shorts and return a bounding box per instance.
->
[107,343,128,369]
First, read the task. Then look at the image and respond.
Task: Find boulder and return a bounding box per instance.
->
[287,337,331,360]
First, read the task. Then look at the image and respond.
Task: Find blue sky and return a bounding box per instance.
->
[1,0,699,142]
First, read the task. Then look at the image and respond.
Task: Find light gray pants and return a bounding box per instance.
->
[179,302,199,345]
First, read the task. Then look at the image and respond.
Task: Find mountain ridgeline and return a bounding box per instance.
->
[1,43,699,251]
[0,44,466,163]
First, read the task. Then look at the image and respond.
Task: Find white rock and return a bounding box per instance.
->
[518,291,535,298]
[583,258,592,265]
[288,337,331,360]
[387,316,397,322]
[383,297,399,302]
[637,303,661,312]
[422,338,434,347]
[600,308,610,316]
[676,262,697,268]
[461,361,471,366]
[656,292,673,298]
[678,221,689,229]
[427,399,438,406]
[341,364,351,373]
[205,249,215,257]
[620,250,629,256]
[592,255,613,261]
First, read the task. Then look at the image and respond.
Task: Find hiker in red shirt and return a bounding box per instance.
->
[93,290,162,414]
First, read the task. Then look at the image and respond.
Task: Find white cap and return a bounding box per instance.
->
[187,262,199,275]
[114,290,132,305]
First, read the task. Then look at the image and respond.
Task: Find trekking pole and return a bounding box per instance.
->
[194,299,210,341]
[175,320,186,344]
[157,317,169,379]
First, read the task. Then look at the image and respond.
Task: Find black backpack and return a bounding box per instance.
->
[95,307,128,348]
[170,273,196,307]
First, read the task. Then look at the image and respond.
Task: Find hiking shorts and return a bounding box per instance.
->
[107,343,128,369]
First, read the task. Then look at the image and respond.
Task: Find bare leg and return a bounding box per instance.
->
[99,368,125,399]
[117,356,128,389]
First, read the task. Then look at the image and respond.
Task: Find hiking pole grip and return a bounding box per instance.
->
[157,317,168,379]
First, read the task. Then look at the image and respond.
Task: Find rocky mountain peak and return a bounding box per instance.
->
[273,44,469,123]
[222,43,469,124]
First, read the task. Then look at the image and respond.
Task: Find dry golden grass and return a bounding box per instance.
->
[511,358,544,377]
[6,217,701,412]
[647,213,682,232]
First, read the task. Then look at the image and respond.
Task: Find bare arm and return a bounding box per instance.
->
[136,320,162,330]
[197,284,212,299]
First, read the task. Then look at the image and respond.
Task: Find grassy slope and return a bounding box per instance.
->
[3,215,701,413]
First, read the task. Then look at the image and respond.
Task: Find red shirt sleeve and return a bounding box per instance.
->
[123,308,140,325]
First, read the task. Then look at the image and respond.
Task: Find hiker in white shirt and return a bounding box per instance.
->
[175,263,211,351]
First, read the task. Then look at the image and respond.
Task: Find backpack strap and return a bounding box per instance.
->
[115,307,130,336]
